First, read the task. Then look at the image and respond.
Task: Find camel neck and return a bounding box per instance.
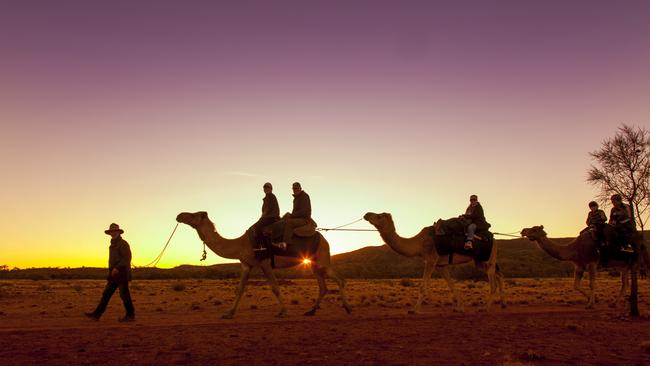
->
[535,235,573,261]
[378,227,424,258]
[196,221,245,260]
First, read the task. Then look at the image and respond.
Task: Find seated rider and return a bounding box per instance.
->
[462,194,489,250]
[274,182,311,250]
[585,200,607,242]
[252,182,280,250]
[609,194,636,253]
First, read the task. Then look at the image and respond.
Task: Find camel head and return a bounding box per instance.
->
[176,211,209,229]
[363,212,396,232]
[520,225,546,241]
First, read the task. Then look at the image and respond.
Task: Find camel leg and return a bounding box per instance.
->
[586,263,596,309]
[223,263,252,319]
[480,240,500,311]
[612,270,629,307]
[325,266,352,314]
[260,261,288,318]
[436,263,463,312]
[305,266,328,316]
[573,266,591,305]
[410,259,435,314]
[496,268,507,308]
[482,262,497,312]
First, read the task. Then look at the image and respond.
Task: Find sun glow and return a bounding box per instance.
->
[301,258,312,265]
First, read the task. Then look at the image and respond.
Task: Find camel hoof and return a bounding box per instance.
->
[343,304,352,314]
[221,312,235,319]
[453,307,465,313]
[500,303,507,309]
[407,309,419,315]
[304,309,317,316]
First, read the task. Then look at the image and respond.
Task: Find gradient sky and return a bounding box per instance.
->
[1,1,649,268]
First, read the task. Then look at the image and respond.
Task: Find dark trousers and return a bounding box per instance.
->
[93,280,135,317]
[253,217,278,238]
[252,217,278,248]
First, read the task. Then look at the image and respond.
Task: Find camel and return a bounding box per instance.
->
[520,225,649,308]
[176,211,351,318]
[364,212,506,313]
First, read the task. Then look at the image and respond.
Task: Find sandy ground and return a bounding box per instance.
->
[2,277,650,365]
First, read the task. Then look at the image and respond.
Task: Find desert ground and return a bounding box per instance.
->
[2,277,650,365]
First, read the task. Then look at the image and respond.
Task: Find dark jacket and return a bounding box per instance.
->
[291,190,311,219]
[108,236,132,282]
[261,193,280,219]
[464,202,488,229]
[586,209,607,226]
[610,204,634,231]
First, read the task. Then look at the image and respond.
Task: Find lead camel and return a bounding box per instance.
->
[176,211,351,318]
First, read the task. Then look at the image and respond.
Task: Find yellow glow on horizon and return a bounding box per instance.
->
[1,101,627,269]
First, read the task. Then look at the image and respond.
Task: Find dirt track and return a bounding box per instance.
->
[2,279,650,365]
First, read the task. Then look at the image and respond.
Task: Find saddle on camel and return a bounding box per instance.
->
[251,182,321,264]
[254,218,320,260]
[431,217,495,264]
[583,223,638,266]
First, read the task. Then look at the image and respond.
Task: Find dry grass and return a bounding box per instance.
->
[171,282,186,292]
[0,277,648,326]
[1,277,650,365]
[71,284,83,293]
[640,340,650,353]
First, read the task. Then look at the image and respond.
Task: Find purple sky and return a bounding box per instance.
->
[3,1,649,105]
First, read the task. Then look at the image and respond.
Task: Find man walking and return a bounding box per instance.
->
[85,223,135,322]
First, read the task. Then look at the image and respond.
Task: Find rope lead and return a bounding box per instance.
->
[139,222,179,268]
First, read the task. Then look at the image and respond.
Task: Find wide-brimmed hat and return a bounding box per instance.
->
[104,223,124,235]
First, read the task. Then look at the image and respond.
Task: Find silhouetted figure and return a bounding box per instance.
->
[251,182,280,250]
[462,194,489,250]
[609,194,635,253]
[85,223,135,322]
[586,200,607,240]
[275,182,311,250]
[583,201,609,265]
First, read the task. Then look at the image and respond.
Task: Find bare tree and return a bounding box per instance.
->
[588,124,650,233]
[587,124,650,318]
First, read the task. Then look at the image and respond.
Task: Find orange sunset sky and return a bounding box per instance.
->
[1,1,649,268]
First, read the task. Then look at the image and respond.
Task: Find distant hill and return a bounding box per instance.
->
[2,235,647,280]
[319,237,577,279]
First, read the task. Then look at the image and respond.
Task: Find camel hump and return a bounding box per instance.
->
[264,219,319,241]
[432,216,494,262]
[293,219,318,237]
[433,217,468,236]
